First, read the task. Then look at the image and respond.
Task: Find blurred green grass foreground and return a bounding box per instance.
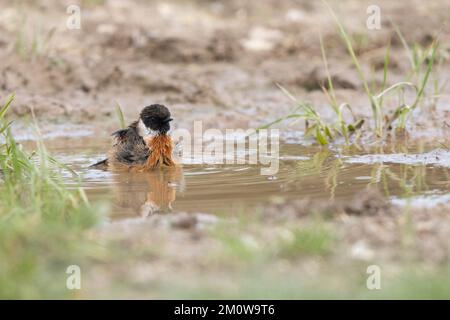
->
[0,95,105,298]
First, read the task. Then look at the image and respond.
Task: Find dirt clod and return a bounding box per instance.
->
[344,188,392,216]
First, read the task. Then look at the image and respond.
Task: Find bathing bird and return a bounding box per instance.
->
[91,104,176,171]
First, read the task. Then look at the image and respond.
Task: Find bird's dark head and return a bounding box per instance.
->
[140,104,172,135]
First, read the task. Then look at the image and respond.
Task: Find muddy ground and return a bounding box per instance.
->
[1,0,450,298]
[1,0,449,134]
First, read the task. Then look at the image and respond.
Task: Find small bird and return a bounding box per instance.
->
[91,104,176,171]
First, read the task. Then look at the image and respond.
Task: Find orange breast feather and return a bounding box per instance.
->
[142,135,176,170]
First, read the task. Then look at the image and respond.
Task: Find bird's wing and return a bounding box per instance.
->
[112,128,151,165]
[111,129,129,145]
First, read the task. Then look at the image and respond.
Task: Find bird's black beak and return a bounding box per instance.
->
[163,118,173,124]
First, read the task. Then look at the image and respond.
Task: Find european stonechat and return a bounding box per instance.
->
[91,104,176,171]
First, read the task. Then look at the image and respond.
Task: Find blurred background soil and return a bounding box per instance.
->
[0,0,449,136]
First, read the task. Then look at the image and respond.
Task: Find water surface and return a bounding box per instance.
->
[34,136,450,219]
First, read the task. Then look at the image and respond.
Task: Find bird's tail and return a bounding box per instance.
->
[90,158,109,170]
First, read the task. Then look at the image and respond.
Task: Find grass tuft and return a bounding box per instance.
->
[0,94,105,298]
[263,2,440,144]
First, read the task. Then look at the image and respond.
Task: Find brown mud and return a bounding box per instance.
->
[1,0,449,135]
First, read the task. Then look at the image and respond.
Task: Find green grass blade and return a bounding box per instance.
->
[115,102,126,129]
[393,23,415,70]
[257,114,308,131]
[412,41,438,109]
[376,82,416,100]
[323,1,380,134]
[379,39,391,107]
[0,94,15,120]
[316,126,328,145]
[319,32,338,113]
[0,121,14,135]
[323,2,372,100]
[48,155,79,177]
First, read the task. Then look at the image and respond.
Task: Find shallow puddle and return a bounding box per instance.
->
[30,136,450,220]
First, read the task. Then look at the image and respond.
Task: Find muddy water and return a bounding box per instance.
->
[39,136,450,219]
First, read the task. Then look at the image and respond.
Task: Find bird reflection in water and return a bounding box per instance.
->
[111,166,184,218]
